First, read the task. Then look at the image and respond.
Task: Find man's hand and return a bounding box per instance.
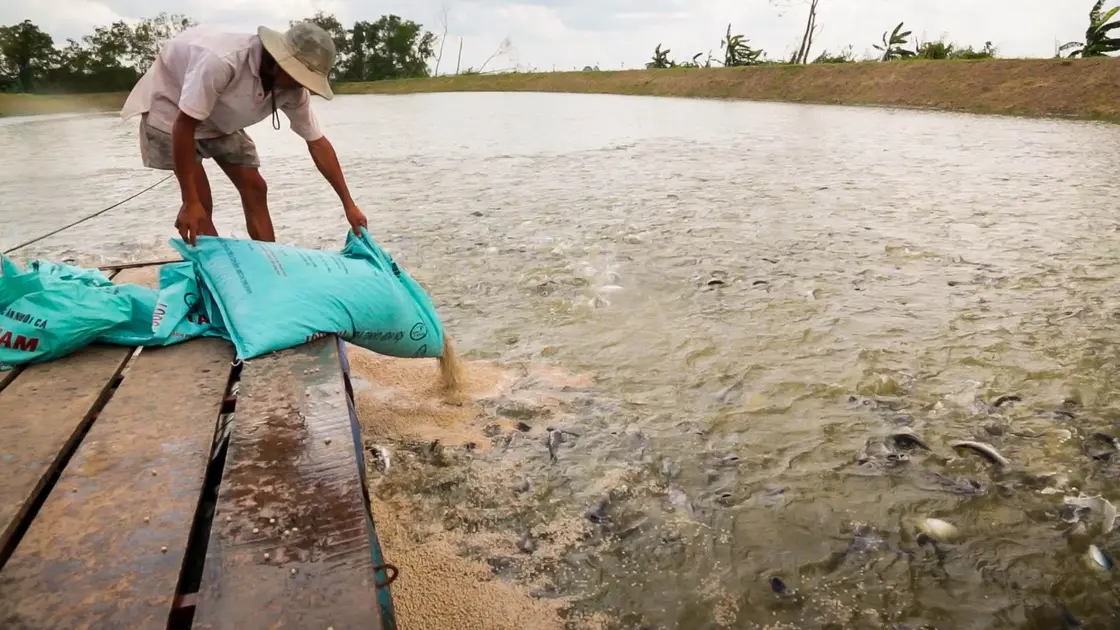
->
[177,200,210,246]
[345,203,368,237]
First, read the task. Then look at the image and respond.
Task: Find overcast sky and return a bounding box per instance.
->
[1,0,1094,72]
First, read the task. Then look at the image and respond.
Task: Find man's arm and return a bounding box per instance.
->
[173,49,233,244]
[308,136,368,235]
[172,112,202,206]
[281,93,368,235]
[308,136,354,207]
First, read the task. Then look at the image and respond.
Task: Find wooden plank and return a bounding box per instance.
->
[112,265,159,289]
[0,266,156,567]
[0,336,232,629]
[0,346,131,565]
[0,366,21,392]
[97,259,181,272]
[193,337,382,630]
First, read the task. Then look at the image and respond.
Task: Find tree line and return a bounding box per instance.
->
[646,0,1119,68]
[0,11,438,93]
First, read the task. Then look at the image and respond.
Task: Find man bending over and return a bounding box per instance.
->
[121,21,367,245]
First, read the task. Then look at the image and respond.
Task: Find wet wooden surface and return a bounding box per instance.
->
[0,346,132,564]
[0,267,142,565]
[0,266,235,629]
[0,366,22,392]
[193,337,381,630]
[0,338,233,628]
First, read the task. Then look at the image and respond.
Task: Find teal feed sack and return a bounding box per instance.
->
[96,265,226,347]
[171,228,445,361]
[148,262,228,343]
[0,256,133,367]
[0,256,225,366]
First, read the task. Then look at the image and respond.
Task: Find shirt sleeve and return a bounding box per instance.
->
[177,49,234,121]
[280,89,325,142]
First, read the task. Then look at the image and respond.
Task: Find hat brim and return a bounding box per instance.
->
[258,26,334,100]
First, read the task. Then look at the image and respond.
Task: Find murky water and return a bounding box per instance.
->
[5,93,1120,628]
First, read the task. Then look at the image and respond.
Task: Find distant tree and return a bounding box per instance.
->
[476,36,512,74]
[291,12,437,81]
[130,13,195,72]
[369,14,437,78]
[954,41,997,59]
[1059,0,1120,57]
[874,22,915,61]
[793,0,820,63]
[672,52,698,67]
[915,38,954,60]
[812,45,855,63]
[647,43,673,69]
[0,20,54,91]
[770,0,820,64]
[721,24,764,66]
[433,4,450,76]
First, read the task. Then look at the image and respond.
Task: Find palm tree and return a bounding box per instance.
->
[1059,0,1120,57]
[873,22,915,61]
[646,43,673,69]
[721,24,763,66]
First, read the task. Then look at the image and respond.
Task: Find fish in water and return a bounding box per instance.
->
[1064,494,1118,534]
[585,497,609,523]
[848,523,888,554]
[917,517,959,543]
[667,486,696,519]
[924,472,984,496]
[1085,432,1120,461]
[369,444,392,473]
[1086,544,1112,571]
[889,428,931,451]
[546,429,565,462]
[517,534,538,554]
[859,436,910,468]
[1058,604,1083,628]
[769,576,788,594]
[992,394,1022,408]
[1039,409,1076,421]
[950,440,1009,467]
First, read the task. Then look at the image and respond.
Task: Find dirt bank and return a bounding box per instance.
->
[0,92,126,117]
[6,58,1117,123]
[339,57,1120,124]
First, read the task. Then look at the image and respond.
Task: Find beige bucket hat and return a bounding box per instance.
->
[257,21,337,100]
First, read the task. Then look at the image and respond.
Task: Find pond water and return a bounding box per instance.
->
[4,93,1120,628]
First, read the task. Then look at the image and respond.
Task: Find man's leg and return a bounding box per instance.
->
[195,165,214,216]
[199,129,273,242]
[216,162,275,242]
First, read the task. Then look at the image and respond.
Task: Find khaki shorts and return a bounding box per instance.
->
[138,114,261,170]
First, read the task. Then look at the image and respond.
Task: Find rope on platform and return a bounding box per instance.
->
[3,174,174,256]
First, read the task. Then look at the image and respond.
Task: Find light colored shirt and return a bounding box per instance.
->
[121,25,323,141]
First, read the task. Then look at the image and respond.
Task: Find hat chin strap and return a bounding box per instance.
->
[270,90,280,131]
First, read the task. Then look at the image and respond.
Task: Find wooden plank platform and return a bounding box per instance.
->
[0,261,390,629]
[0,267,139,567]
[193,337,383,630]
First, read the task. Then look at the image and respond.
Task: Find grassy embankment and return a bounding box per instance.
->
[0,92,127,117]
[3,57,1119,123]
[339,58,1120,123]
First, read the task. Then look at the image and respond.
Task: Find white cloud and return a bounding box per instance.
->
[0,0,1098,72]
